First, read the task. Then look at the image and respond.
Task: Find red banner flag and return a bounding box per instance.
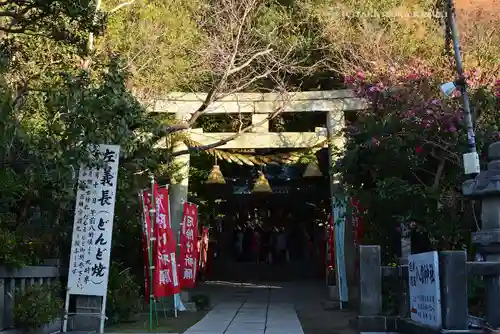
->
[327,214,335,270]
[151,185,180,297]
[351,197,364,278]
[199,227,209,278]
[179,202,199,288]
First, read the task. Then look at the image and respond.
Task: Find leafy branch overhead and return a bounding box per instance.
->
[0,0,104,44]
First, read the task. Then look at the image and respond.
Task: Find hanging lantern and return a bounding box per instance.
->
[252,172,272,193]
[205,165,226,184]
[302,158,323,177]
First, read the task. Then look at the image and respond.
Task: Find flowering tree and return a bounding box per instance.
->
[336,60,499,261]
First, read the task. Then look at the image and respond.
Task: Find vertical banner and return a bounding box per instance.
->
[152,185,180,297]
[327,214,335,271]
[67,145,120,296]
[333,196,348,305]
[199,227,209,278]
[179,202,199,288]
[351,198,364,277]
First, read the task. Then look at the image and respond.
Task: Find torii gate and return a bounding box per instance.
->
[150,89,367,298]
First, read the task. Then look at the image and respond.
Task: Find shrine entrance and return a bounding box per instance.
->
[153,90,367,285]
[206,166,331,282]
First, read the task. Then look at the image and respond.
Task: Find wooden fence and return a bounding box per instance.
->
[0,260,67,331]
[357,245,500,333]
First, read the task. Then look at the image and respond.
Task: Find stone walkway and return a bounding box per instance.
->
[184,283,304,334]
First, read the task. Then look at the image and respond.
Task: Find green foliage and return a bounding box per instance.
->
[106,263,142,324]
[13,282,64,332]
[303,0,500,78]
[0,228,27,268]
[0,27,175,270]
[0,0,104,49]
[468,277,485,316]
[100,0,208,96]
[337,66,499,260]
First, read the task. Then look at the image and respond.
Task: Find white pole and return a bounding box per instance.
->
[167,184,179,319]
[99,294,107,333]
[174,200,186,313]
[62,290,70,332]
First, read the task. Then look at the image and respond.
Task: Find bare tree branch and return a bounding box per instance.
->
[172,94,290,156]
[150,0,326,151]
[110,0,136,13]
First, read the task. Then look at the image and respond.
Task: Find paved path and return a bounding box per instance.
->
[184,283,304,334]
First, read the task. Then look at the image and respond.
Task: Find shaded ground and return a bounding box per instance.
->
[194,280,357,334]
[105,310,208,333]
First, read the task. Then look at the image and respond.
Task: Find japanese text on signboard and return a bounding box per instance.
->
[67,145,120,297]
[152,185,180,297]
[179,202,199,288]
[408,251,442,329]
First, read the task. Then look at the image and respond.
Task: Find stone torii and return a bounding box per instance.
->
[150,89,367,300]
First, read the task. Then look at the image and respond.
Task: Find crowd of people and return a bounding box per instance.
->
[232,225,309,264]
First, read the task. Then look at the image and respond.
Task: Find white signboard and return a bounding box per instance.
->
[67,144,120,296]
[408,251,442,328]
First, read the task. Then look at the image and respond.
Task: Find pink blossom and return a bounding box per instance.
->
[404,110,415,118]
[356,71,365,80]
[448,125,457,132]
[406,73,419,80]
[344,75,355,84]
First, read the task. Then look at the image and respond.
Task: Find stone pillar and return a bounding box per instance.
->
[170,132,190,306]
[358,245,382,316]
[398,223,411,318]
[439,251,468,330]
[74,296,101,331]
[170,139,190,237]
[463,141,500,328]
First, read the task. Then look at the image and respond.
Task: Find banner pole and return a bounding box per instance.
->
[174,200,186,314]
[168,186,178,319]
[99,293,107,333]
[138,191,150,309]
[62,289,70,332]
[148,175,156,331]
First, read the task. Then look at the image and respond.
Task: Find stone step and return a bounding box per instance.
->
[321,300,340,310]
[183,301,198,312]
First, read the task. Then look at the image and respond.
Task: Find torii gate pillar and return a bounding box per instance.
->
[170,138,190,237]
[169,113,195,237]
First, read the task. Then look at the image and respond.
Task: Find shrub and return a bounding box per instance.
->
[338,63,499,259]
[190,294,210,310]
[13,282,63,333]
[106,262,142,324]
[0,228,27,268]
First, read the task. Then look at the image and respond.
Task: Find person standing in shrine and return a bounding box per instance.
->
[251,228,261,263]
[276,227,287,263]
[261,226,272,264]
[234,226,244,261]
